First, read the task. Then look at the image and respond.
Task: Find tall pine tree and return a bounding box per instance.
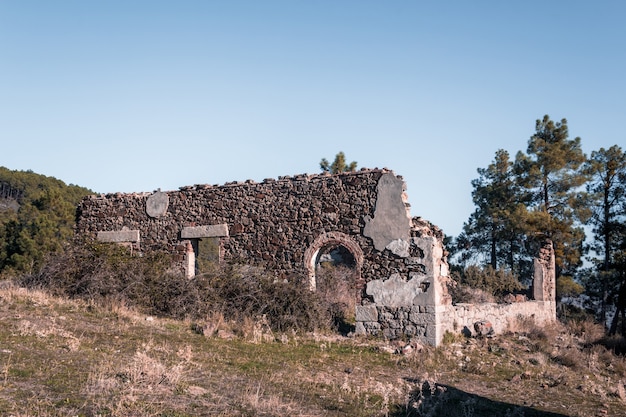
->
[514,115,588,283]
[583,145,626,328]
[456,149,528,273]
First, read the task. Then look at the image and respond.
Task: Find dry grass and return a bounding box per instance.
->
[1,283,626,416]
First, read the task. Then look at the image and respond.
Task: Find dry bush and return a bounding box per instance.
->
[315,264,358,332]
[565,318,606,346]
[194,264,332,333]
[191,310,227,337]
[552,346,586,369]
[20,242,172,303]
[600,334,626,355]
[21,244,334,334]
[508,316,563,338]
[450,265,525,304]
[596,343,626,377]
[506,316,563,354]
[557,302,596,323]
[449,283,495,304]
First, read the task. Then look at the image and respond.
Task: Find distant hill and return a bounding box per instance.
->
[0,166,93,275]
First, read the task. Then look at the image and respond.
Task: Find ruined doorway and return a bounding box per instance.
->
[316,245,358,332]
[304,232,364,334]
[192,237,221,274]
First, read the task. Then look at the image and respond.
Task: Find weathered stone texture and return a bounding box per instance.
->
[76,168,555,347]
[441,301,556,339]
[96,229,140,243]
[533,239,556,302]
[76,170,429,289]
[181,224,229,239]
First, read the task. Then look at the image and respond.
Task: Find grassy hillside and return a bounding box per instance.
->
[0,166,93,275]
[0,283,625,417]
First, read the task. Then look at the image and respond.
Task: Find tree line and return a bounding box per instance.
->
[0,167,92,276]
[1,118,624,334]
[449,115,625,332]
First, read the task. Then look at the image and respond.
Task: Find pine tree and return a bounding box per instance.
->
[514,116,588,282]
[320,152,357,174]
[0,167,92,275]
[456,149,528,273]
[583,145,626,328]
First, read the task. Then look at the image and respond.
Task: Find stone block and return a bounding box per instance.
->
[97,230,140,243]
[404,324,417,336]
[474,320,494,337]
[409,311,432,325]
[354,322,367,335]
[389,320,402,329]
[380,310,394,321]
[383,328,400,339]
[181,224,229,239]
[355,305,378,322]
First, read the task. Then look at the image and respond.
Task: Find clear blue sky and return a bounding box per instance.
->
[1,1,624,237]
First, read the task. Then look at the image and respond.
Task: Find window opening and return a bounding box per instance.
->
[193,237,221,274]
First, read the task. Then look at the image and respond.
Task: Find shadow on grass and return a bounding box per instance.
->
[599,334,626,355]
[390,380,569,417]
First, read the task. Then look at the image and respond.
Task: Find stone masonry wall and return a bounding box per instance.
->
[442,301,556,337]
[75,169,555,346]
[354,240,557,345]
[76,169,441,302]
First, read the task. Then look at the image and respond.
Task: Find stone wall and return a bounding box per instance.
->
[354,234,451,346]
[356,240,558,345]
[75,169,555,347]
[442,301,556,337]
[76,169,445,306]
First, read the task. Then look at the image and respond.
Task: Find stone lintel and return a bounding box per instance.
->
[181,224,229,239]
[97,230,140,243]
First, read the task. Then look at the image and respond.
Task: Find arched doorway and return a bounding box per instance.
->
[304,232,363,332]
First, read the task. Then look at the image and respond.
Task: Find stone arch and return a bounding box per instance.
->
[304,231,364,292]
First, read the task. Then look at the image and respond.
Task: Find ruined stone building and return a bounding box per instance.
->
[76,169,556,346]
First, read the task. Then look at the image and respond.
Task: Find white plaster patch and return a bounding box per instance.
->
[366,273,428,308]
[146,191,169,218]
[385,239,410,258]
[363,173,411,251]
